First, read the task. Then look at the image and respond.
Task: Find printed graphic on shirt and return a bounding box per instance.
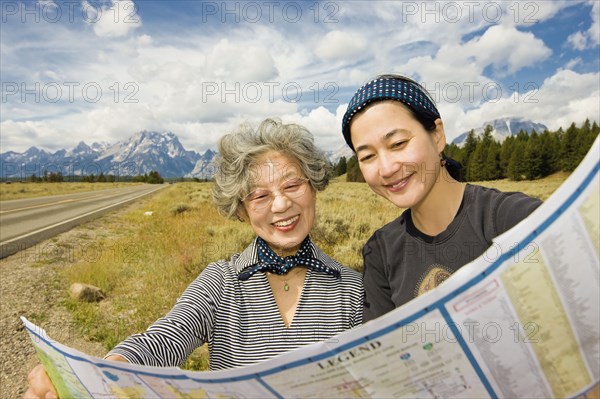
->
[415,264,454,298]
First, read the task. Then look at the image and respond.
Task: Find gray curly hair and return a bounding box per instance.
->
[212,118,332,220]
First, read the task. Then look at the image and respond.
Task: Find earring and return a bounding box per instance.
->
[439,154,447,167]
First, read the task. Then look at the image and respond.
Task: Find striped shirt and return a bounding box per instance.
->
[107,237,364,370]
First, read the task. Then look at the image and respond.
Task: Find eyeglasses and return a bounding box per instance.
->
[243,178,310,211]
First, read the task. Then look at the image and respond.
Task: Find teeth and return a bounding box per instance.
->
[391,175,410,188]
[274,216,299,227]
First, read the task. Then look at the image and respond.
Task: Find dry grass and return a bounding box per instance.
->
[476,171,570,201]
[0,182,140,201]
[60,173,567,370]
[62,183,255,370]
[313,182,399,268]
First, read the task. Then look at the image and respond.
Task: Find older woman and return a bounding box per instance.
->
[25,118,363,398]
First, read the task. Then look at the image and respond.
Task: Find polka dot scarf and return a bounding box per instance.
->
[237,236,341,281]
[341,76,441,150]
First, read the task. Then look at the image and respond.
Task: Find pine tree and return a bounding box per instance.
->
[467,126,494,181]
[334,156,347,176]
[444,143,462,162]
[524,130,543,179]
[468,142,485,181]
[539,130,559,177]
[483,141,501,180]
[592,121,600,138]
[550,130,562,172]
[577,118,597,162]
[561,122,580,172]
[461,130,478,180]
[346,156,364,182]
[499,136,515,178]
[508,144,527,181]
[147,171,164,184]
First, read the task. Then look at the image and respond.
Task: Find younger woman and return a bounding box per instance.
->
[341,74,542,321]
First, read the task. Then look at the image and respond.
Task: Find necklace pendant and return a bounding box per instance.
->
[283,281,289,291]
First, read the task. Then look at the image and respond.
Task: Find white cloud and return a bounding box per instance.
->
[397,25,552,110]
[532,69,600,129]
[590,0,600,46]
[314,30,368,62]
[85,0,142,38]
[472,25,551,74]
[205,39,278,81]
[431,24,551,77]
[445,69,600,140]
[568,31,589,50]
[516,0,577,25]
[335,69,371,87]
[137,34,153,46]
[281,106,344,151]
[36,0,58,7]
[565,57,583,69]
[567,0,600,50]
[400,54,489,101]
[1,120,53,152]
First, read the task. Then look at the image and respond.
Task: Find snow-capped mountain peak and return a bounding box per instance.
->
[185,149,217,179]
[452,117,548,146]
[67,141,92,157]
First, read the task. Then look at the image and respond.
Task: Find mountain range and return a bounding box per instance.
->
[1,131,213,179]
[0,117,544,179]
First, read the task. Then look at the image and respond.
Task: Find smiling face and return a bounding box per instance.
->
[350,101,446,210]
[239,151,316,256]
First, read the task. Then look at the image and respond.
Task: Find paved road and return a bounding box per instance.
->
[0,184,166,258]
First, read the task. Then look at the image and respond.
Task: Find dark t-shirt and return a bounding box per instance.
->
[362,184,542,321]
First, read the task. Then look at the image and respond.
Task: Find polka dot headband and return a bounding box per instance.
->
[341,76,441,150]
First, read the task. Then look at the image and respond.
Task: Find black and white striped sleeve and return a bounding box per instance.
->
[106,262,225,367]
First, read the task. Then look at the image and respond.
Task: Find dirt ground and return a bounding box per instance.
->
[0,205,138,398]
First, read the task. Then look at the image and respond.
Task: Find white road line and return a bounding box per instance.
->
[0,194,105,214]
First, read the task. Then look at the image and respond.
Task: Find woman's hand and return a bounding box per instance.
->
[23,364,56,399]
[24,355,128,398]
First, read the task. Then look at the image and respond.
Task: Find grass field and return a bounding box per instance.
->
[0,182,142,201]
[38,174,568,371]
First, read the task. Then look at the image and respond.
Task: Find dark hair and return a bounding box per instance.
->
[342,73,462,181]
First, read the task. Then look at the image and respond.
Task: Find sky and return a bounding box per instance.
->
[1,0,599,154]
